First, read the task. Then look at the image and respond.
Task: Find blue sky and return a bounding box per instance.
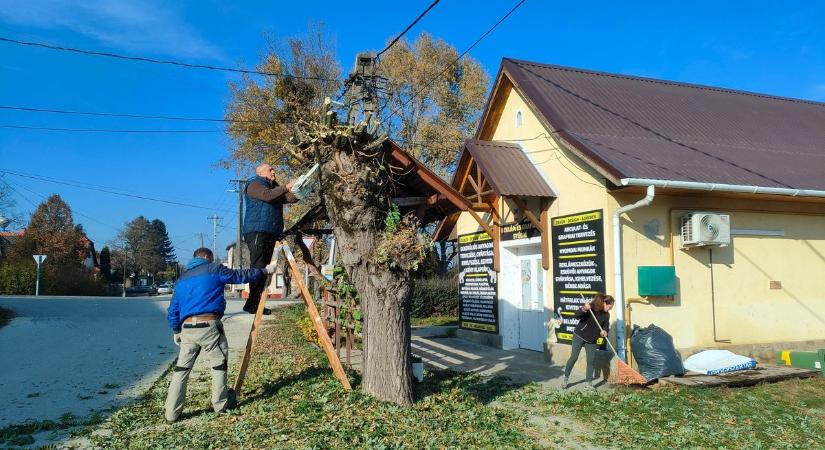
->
[1,0,823,260]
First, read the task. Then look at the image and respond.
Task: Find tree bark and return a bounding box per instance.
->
[322,149,415,405]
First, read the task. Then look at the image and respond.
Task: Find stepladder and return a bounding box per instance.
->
[233,241,352,394]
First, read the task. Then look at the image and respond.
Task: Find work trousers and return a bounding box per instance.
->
[165,320,230,422]
[243,232,277,312]
[563,333,597,382]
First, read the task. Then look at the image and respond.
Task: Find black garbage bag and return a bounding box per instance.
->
[630,324,685,381]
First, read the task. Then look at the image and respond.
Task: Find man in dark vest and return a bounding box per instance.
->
[242,163,297,314]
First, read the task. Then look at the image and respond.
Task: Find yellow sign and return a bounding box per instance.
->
[459,232,492,244]
[552,211,601,227]
[461,321,497,332]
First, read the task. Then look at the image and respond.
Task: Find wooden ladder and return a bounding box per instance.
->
[233,241,352,394]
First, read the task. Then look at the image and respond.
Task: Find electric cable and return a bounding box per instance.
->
[0,104,272,124]
[376,0,441,58]
[0,36,339,82]
[383,0,527,123]
[0,170,235,213]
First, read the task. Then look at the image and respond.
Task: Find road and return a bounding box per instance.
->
[0,295,264,428]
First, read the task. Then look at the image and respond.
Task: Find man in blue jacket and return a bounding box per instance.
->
[165,247,275,423]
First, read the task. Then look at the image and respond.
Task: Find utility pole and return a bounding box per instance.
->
[195,232,206,249]
[207,214,223,256]
[229,179,245,269]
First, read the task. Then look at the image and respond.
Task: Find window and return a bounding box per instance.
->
[515,109,523,128]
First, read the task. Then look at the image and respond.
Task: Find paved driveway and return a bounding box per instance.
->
[0,296,260,427]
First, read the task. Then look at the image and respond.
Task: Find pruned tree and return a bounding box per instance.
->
[224,26,489,405]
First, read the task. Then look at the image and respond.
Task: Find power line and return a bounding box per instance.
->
[384,0,527,123]
[376,0,441,58]
[0,124,224,133]
[0,36,339,82]
[0,170,235,213]
[0,105,271,124]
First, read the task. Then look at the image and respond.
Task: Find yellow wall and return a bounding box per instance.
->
[618,193,825,348]
[455,80,825,350]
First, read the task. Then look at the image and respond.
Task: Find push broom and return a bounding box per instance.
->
[583,296,647,385]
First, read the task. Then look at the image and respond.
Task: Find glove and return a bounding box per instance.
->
[172,332,181,346]
[264,263,277,274]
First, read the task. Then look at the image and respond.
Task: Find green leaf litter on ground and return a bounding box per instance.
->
[80,304,825,449]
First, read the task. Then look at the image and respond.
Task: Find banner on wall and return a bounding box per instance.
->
[501,218,540,241]
[457,231,498,333]
[551,209,606,345]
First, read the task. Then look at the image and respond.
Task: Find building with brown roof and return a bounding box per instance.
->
[441,58,825,364]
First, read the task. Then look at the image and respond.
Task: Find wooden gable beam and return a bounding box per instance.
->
[511,197,545,234]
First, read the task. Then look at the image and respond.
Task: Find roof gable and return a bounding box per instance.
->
[492,58,825,191]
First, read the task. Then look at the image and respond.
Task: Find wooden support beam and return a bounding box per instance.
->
[467,209,494,238]
[540,198,550,270]
[471,203,492,211]
[491,198,501,272]
[512,197,546,234]
[294,236,325,281]
[392,196,427,207]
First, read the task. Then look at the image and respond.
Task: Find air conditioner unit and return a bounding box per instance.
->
[681,212,730,248]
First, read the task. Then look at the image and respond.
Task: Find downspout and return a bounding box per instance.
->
[613,185,655,361]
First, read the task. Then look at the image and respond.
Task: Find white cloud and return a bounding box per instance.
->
[0,0,224,60]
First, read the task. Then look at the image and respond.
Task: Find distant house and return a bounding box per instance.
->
[225,240,284,299]
[438,58,825,363]
[79,236,99,272]
[0,230,24,260]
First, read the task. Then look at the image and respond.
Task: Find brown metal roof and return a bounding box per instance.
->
[501,58,825,191]
[461,139,555,197]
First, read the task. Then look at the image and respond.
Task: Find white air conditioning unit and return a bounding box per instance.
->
[681,212,730,248]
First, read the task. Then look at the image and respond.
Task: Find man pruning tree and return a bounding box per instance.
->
[165,247,276,423]
[242,163,297,315]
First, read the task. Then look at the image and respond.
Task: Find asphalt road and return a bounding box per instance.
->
[0,295,261,428]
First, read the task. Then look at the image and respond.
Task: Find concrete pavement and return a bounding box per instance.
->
[0,295,263,428]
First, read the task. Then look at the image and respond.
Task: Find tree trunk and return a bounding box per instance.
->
[322,149,415,405]
[333,229,413,405]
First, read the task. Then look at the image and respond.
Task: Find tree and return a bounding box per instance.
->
[224,27,489,405]
[14,194,85,266]
[118,216,175,277]
[149,219,176,265]
[99,246,112,281]
[377,33,489,177]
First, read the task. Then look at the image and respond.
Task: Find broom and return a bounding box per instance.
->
[584,298,647,385]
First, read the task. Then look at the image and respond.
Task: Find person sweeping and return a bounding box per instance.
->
[562,293,614,390]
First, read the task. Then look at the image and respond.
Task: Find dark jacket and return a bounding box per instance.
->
[242,175,296,236]
[167,257,265,332]
[573,306,610,344]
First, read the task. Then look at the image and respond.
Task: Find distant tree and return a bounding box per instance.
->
[99,246,112,281]
[149,219,176,265]
[12,195,85,266]
[118,216,175,276]
[0,180,22,229]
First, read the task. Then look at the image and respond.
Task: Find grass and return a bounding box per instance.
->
[498,378,825,449]
[0,306,15,329]
[79,304,825,449]
[411,315,458,327]
[87,305,538,449]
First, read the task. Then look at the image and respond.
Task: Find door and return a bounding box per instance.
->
[518,253,546,351]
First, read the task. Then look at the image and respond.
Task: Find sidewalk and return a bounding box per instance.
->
[348,326,608,391]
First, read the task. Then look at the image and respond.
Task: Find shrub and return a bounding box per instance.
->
[411,276,458,318]
[0,260,37,295]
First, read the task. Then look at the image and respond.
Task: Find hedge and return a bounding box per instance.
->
[411,277,458,318]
